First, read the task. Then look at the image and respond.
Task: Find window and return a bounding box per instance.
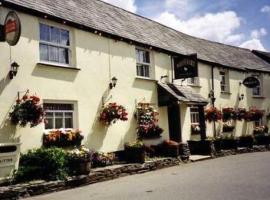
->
[255,119,263,127]
[190,106,200,125]
[44,103,74,129]
[252,75,263,96]
[136,48,151,77]
[220,70,229,92]
[39,23,70,65]
[187,77,199,86]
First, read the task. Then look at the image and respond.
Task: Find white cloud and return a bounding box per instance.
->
[154,11,243,45]
[165,0,187,10]
[239,39,266,51]
[101,0,137,13]
[251,28,267,39]
[261,5,270,13]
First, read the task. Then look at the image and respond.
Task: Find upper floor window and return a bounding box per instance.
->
[252,75,263,96]
[39,23,70,65]
[136,48,151,78]
[220,70,229,92]
[44,103,74,130]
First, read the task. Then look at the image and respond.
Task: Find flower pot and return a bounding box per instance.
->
[238,136,254,148]
[124,146,145,163]
[162,144,179,158]
[255,135,270,146]
[221,139,238,150]
[188,140,213,155]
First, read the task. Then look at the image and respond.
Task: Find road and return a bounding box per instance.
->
[27,152,270,200]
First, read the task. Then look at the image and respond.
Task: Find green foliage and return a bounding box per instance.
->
[14,148,69,183]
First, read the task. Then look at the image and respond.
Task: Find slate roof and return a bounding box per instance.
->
[2,0,270,72]
[158,82,208,105]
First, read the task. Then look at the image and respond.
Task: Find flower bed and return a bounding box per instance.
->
[99,103,128,125]
[91,152,114,168]
[9,93,45,127]
[43,129,84,148]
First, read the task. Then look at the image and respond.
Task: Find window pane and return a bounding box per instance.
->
[40,24,50,41]
[55,112,64,118]
[60,29,70,46]
[59,47,69,64]
[65,118,73,128]
[40,44,49,61]
[50,26,60,43]
[64,112,73,118]
[45,112,53,118]
[143,51,150,63]
[49,46,59,62]
[45,118,53,129]
[144,65,150,77]
[55,118,63,129]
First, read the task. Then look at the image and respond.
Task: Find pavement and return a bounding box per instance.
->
[26,152,270,200]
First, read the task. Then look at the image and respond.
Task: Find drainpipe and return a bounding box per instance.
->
[211,65,217,138]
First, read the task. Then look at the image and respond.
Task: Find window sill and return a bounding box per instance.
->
[187,84,202,88]
[221,91,232,95]
[252,96,265,99]
[37,62,81,71]
[135,76,156,82]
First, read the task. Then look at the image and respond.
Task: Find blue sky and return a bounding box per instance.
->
[102,0,270,51]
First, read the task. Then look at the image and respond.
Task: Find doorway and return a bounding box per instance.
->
[167,103,181,142]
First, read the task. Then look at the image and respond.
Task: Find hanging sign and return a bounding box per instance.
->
[174,53,198,79]
[4,11,21,46]
[243,77,260,88]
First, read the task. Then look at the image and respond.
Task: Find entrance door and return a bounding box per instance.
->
[167,103,181,142]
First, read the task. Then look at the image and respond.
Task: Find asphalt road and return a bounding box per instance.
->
[27,152,270,200]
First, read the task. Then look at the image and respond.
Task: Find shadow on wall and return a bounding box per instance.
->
[85,88,110,150]
[31,64,79,82]
[0,120,19,144]
[0,72,12,96]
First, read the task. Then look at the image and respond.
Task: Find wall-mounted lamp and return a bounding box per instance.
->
[160,75,168,81]
[9,62,19,79]
[208,90,216,105]
[239,93,244,101]
[109,76,118,89]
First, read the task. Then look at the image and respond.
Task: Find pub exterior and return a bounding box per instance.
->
[0,0,270,156]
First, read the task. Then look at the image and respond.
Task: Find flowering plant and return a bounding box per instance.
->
[205,106,222,122]
[67,146,92,162]
[253,125,268,135]
[136,103,164,139]
[43,129,84,148]
[222,107,237,121]
[91,152,114,168]
[191,124,201,134]
[125,140,144,148]
[99,103,128,125]
[245,107,264,121]
[235,108,247,121]
[9,94,45,127]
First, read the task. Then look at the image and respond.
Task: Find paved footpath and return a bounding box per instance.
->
[27,152,270,200]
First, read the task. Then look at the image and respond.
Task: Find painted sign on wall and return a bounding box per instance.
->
[4,11,21,46]
[243,76,260,88]
[174,53,198,79]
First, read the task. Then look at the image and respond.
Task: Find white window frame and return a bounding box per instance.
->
[220,70,230,93]
[43,101,77,130]
[190,106,200,125]
[136,47,151,78]
[252,74,263,97]
[39,22,72,67]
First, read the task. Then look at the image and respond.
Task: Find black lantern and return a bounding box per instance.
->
[109,77,118,89]
[239,94,244,101]
[9,62,19,79]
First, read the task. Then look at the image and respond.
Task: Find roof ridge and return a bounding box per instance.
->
[96,0,255,53]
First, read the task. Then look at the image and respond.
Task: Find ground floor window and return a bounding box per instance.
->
[190,106,200,135]
[44,103,74,129]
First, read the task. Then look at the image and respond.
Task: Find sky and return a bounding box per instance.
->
[101,0,270,52]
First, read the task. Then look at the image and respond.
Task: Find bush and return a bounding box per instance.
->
[14,148,69,183]
[91,152,114,168]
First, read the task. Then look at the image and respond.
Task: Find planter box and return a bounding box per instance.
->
[188,140,213,155]
[69,160,91,175]
[124,147,145,163]
[238,136,254,148]
[221,139,238,150]
[214,140,222,152]
[255,135,270,146]
[162,145,179,158]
